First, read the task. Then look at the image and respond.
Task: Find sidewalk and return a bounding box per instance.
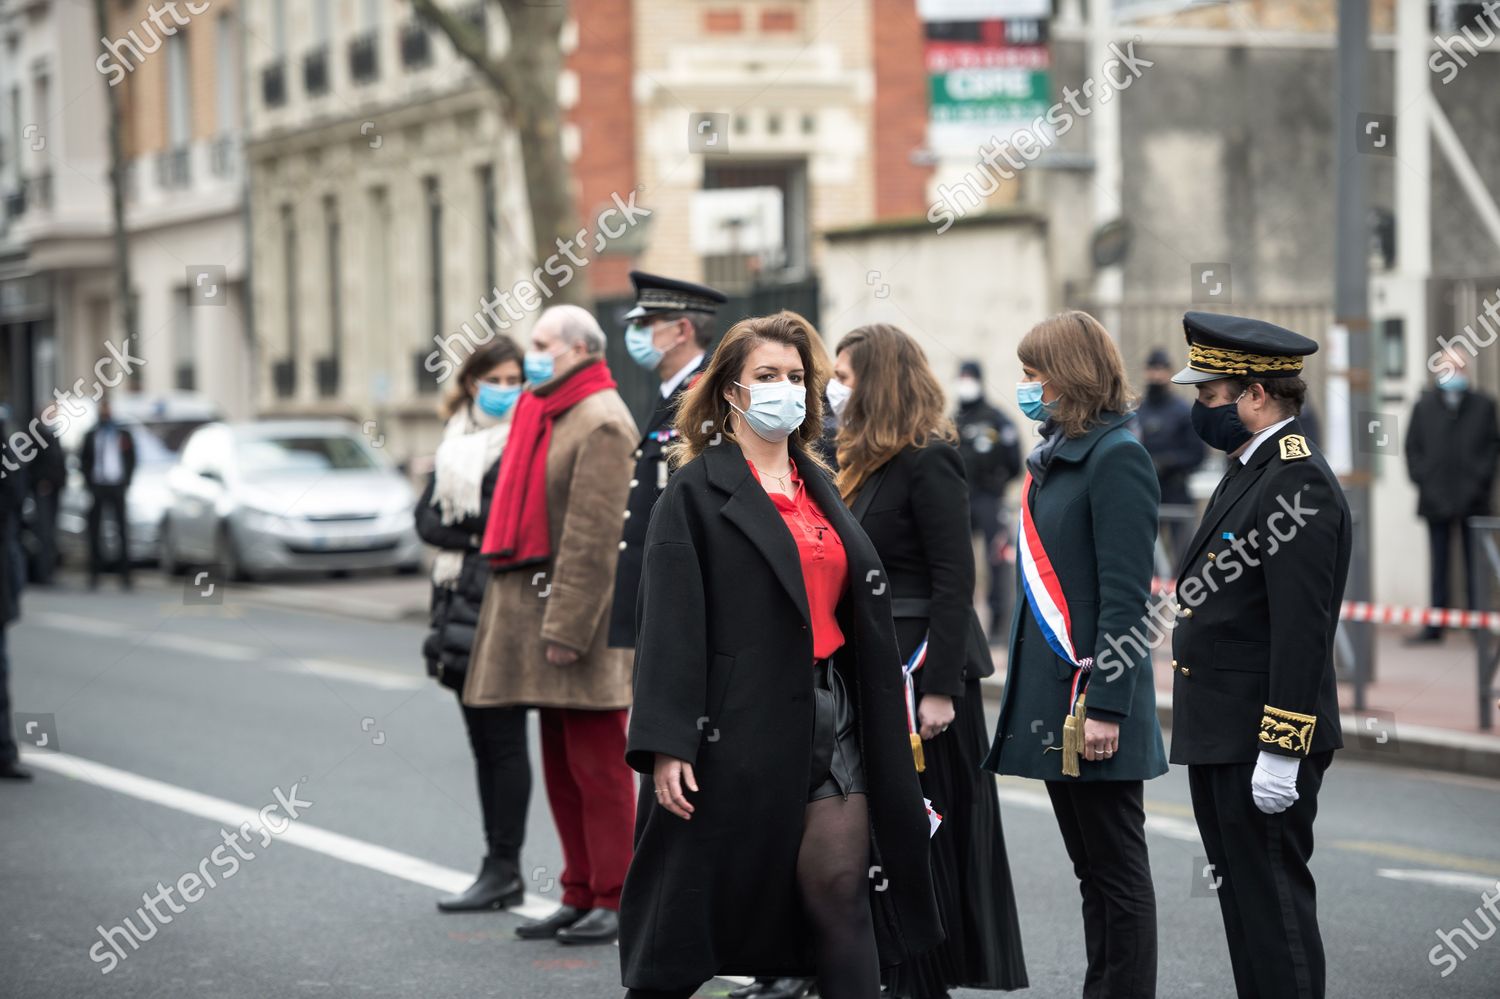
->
[982,626,1500,779]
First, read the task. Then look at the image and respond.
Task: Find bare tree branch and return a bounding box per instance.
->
[409,0,520,102]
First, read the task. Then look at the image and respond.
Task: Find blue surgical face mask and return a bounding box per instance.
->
[1443,373,1470,392]
[625,321,666,370]
[524,350,556,383]
[476,381,521,418]
[1016,380,1053,422]
[730,379,807,443]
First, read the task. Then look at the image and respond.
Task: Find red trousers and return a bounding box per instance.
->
[539,706,636,911]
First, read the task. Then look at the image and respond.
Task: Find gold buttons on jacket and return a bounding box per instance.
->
[1180,667,1192,676]
[1182,607,1195,618]
[1207,552,1216,560]
[633,448,643,459]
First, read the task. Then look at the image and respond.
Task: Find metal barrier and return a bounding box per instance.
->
[1467,517,1500,730]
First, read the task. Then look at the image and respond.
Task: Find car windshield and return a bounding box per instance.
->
[237,435,379,474]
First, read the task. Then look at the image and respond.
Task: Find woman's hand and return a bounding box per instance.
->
[1083,717,1120,761]
[652,755,698,820]
[917,694,956,740]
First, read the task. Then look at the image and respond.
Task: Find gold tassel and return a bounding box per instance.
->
[910,732,926,773]
[1060,694,1087,778]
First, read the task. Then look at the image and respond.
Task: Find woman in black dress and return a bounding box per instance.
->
[415,339,532,913]
[830,323,1028,996]
[618,311,942,998]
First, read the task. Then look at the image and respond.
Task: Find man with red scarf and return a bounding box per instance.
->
[465,304,639,946]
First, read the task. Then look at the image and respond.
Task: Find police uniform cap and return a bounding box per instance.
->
[624,271,728,321]
[1171,311,1318,385]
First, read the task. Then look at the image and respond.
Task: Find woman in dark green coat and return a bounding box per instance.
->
[982,311,1167,999]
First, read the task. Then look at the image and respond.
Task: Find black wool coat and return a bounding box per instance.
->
[850,440,990,693]
[414,460,500,691]
[1169,419,1351,765]
[619,439,943,989]
[1404,388,1500,522]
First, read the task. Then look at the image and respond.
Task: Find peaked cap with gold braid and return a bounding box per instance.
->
[1170,311,1319,386]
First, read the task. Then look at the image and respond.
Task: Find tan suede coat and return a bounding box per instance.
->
[463,361,637,710]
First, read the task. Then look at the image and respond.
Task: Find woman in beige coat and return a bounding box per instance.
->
[465,304,639,947]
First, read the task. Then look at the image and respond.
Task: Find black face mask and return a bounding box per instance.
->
[1191,398,1252,453]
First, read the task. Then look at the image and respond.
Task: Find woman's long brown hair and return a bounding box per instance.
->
[667,310,832,472]
[1017,311,1135,438]
[833,324,956,501]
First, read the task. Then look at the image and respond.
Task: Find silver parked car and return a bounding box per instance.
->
[160,420,422,580]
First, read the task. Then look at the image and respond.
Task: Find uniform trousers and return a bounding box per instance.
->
[539,706,635,910]
[1188,752,1333,999]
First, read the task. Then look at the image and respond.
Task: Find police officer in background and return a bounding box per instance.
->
[1168,313,1350,999]
[1137,347,1205,561]
[0,406,29,780]
[953,360,1020,637]
[607,271,726,650]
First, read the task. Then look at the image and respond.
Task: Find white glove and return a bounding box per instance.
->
[1251,751,1301,814]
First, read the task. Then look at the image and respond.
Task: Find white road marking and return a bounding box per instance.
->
[20,611,422,691]
[995,785,1203,844]
[1376,869,1500,893]
[20,749,556,919]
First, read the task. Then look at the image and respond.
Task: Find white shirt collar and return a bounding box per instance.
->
[660,352,705,399]
[1239,416,1295,465]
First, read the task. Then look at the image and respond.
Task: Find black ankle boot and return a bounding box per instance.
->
[436,857,524,913]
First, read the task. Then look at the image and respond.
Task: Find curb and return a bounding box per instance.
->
[978,675,1500,781]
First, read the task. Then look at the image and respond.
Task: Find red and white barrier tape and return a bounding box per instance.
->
[1147,578,1500,632]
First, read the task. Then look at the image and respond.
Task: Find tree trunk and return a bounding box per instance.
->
[92,0,137,367]
[411,0,590,308]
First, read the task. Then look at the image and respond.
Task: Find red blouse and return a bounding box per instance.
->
[748,459,848,660]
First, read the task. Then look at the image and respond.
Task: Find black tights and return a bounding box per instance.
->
[626,793,877,999]
[461,702,531,869]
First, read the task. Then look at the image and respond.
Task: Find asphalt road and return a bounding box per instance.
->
[3,577,1498,998]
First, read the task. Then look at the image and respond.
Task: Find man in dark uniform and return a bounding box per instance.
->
[607,271,726,650]
[953,360,1021,637]
[1137,347,1204,561]
[1168,312,1350,999]
[0,407,29,779]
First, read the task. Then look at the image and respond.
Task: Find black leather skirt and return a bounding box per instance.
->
[808,655,867,801]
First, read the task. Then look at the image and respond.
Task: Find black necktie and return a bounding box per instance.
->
[1208,459,1243,510]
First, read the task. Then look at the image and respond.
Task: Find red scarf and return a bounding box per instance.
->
[480,359,618,571]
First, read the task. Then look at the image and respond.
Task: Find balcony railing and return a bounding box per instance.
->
[400,22,431,69]
[348,32,379,84]
[303,46,330,97]
[262,60,287,107]
[210,135,238,179]
[155,148,191,190]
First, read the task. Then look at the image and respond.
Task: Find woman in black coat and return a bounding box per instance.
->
[619,312,942,998]
[415,339,531,913]
[830,324,1027,997]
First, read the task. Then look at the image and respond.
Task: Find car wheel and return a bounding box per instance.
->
[159,520,185,577]
[215,525,254,583]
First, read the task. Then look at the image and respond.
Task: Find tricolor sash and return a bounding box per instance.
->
[1018,470,1093,777]
[1016,471,1094,672]
[902,637,929,772]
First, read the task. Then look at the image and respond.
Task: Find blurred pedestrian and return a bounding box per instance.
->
[416,339,532,912]
[952,361,1021,639]
[0,409,28,780]
[1136,347,1204,563]
[983,312,1166,999]
[468,305,638,946]
[832,324,1027,997]
[1168,313,1349,999]
[1404,347,1500,642]
[81,396,135,590]
[27,409,66,585]
[609,270,725,650]
[619,312,942,999]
